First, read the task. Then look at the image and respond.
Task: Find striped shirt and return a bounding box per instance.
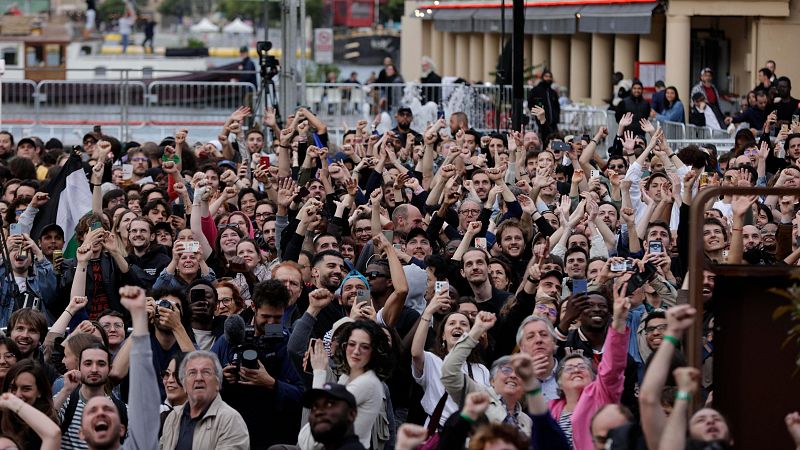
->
[558,411,574,448]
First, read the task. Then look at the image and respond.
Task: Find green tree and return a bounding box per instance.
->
[218,0,264,23]
[382,0,404,23]
[157,0,194,18]
[98,0,125,22]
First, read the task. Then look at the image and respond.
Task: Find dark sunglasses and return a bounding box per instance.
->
[365,271,387,280]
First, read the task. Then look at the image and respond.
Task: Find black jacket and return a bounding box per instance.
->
[615,96,652,136]
[126,245,171,287]
[528,82,560,139]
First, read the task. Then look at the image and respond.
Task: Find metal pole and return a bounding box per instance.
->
[0,60,5,130]
[511,0,524,130]
[496,0,505,131]
[299,0,306,106]
[279,0,297,115]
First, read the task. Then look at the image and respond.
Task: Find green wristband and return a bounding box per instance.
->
[662,335,680,347]
[459,412,476,424]
[526,387,542,397]
[675,391,691,401]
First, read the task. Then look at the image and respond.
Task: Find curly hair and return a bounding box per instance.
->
[332,320,393,381]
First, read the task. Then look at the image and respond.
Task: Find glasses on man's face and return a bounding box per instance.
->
[101,322,125,330]
[131,157,148,162]
[645,323,668,334]
[365,271,387,280]
[459,208,481,216]
[562,363,590,374]
[608,164,625,170]
[185,368,215,379]
[255,212,271,220]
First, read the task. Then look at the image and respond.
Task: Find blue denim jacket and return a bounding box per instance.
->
[0,257,58,328]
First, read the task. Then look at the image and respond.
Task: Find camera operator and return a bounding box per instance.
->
[0,232,57,328]
[212,279,304,448]
[109,287,195,401]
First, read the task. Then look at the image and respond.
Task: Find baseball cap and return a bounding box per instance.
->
[17,137,36,149]
[302,383,357,409]
[219,160,237,170]
[406,227,428,242]
[540,269,564,282]
[700,67,713,76]
[40,223,64,239]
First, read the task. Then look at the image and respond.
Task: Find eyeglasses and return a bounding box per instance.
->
[459,209,481,216]
[365,271,387,280]
[562,362,590,374]
[608,164,626,170]
[354,227,371,234]
[0,352,17,360]
[219,297,234,306]
[217,224,241,231]
[535,305,558,317]
[255,212,272,219]
[101,322,125,330]
[497,366,515,376]
[644,323,668,334]
[185,368,215,379]
[131,157,148,162]
[761,230,777,236]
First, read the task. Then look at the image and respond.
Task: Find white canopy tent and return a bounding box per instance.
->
[223,18,253,34]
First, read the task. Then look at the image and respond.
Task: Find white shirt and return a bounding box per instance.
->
[412,351,491,427]
[118,16,133,35]
[14,276,26,293]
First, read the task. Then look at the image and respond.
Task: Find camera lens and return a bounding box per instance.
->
[241,349,259,369]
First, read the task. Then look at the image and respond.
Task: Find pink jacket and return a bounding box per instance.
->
[548,326,630,450]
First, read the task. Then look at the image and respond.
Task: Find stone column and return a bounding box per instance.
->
[613,34,637,79]
[532,35,550,73]
[443,32,457,76]
[549,35,570,91]
[469,33,484,82]
[590,33,613,106]
[639,14,665,62]
[483,33,501,81]
[569,33,591,101]
[665,14,691,117]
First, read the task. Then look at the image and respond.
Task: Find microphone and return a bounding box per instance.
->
[223,314,247,347]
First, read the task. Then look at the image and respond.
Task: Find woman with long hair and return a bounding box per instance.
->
[111,208,137,258]
[308,316,392,448]
[655,86,685,123]
[2,360,59,450]
[159,352,187,436]
[411,289,491,429]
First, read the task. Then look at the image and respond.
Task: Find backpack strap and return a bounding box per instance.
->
[60,390,80,434]
[426,392,449,437]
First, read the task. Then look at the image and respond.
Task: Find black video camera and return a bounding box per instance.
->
[256,41,280,81]
[232,324,285,371]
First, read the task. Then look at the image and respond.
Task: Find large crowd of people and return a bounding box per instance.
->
[0,62,798,450]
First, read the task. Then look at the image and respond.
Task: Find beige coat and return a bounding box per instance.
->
[160,394,250,450]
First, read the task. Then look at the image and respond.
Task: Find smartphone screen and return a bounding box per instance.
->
[91,221,102,231]
[573,278,588,294]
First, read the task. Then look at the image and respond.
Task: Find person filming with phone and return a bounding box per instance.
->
[211,279,304,448]
[0,227,57,327]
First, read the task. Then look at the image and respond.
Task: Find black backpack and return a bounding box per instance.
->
[60,389,128,439]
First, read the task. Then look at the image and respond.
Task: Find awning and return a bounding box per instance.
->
[524,5,581,34]
[420,1,659,35]
[432,8,476,33]
[578,2,658,34]
[472,8,512,33]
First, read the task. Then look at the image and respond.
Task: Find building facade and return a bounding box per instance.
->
[400,0,799,108]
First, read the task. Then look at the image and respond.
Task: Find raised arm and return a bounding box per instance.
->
[411,291,449,377]
[0,393,60,450]
[374,235,409,327]
[639,304,696,450]
[658,367,701,450]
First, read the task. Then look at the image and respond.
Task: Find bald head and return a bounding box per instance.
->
[391,204,423,234]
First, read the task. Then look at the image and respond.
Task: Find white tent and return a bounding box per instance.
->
[223,18,253,34]
[190,18,219,33]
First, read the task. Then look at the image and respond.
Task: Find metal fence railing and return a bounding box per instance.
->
[0,78,734,151]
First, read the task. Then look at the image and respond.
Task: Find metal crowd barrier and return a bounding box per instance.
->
[0,79,734,152]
